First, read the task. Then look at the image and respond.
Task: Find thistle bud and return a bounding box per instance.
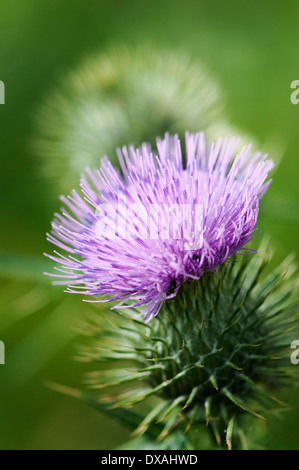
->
[78,249,298,449]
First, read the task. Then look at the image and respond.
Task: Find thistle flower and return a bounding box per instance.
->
[46,132,274,321]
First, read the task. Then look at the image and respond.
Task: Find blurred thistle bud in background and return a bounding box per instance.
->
[33,45,249,194]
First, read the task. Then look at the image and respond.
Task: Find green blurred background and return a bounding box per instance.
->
[0,0,298,449]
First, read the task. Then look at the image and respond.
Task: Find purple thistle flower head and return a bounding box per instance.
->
[46,132,274,321]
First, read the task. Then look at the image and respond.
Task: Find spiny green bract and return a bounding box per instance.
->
[77,249,298,449]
